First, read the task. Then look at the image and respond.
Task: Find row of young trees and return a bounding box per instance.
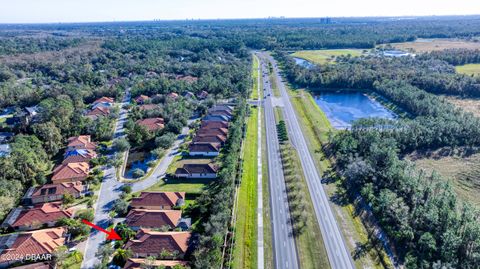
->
[420,49,480,66]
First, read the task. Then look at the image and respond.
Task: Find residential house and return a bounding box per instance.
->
[22,182,87,205]
[175,163,218,179]
[9,262,53,269]
[51,162,90,184]
[1,202,73,231]
[203,114,230,122]
[92,97,114,106]
[130,192,185,210]
[176,75,198,83]
[62,149,97,164]
[201,121,229,129]
[188,142,221,157]
[124,230,191,259]
[182,91,195,99]
[124,258,188,269]
[208,105,233,116]
[197,90,208,99]
[139,104,159,111]
[134,95,150,104]
[66,135,96,151]
[136,118,165,132]
[193,134,227,145]
[86,107,110,120]
[126,210,190,231]
[166,92,179,100]
[0,227,67,268]
[24,106,40,123]
[197,127,228,136]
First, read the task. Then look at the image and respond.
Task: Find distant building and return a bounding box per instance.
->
[182,91,195,99]
[383,50,411,57]
[197,90,209,99]
[67,135,96,151]
[134,95,150,104]
[92,97,114,105]
[175,163,218,179]
[139,104,159,111]
[136,118,165,132]
[166,92,179,100]
[86,107,111,120]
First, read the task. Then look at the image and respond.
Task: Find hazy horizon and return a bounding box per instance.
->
[1,0,480,24]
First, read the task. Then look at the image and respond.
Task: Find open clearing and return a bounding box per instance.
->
[385,38,480,53]
[443,96,480,118]
[291,49,364,65]
[232,107,258,269]
[456,63,480,76]
[409,149,480,207]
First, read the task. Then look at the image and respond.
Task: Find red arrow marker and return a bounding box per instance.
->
[81,219,122,240]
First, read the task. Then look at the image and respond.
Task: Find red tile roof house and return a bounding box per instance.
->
[193,134,227,145]
[188,142,221,157]
[166,92,179,100]
[138,104,159,111]
[124,258,188,269]
[136,118,165,132]
[51,162,90,184]
[130,192,186,210]
[22,182,87,205]
[134,95,150,104]
[201,121,229,129]
[197,127,228,136]
[0,227,67,268]
[9,261,53,269]
[66,135,97,151]
[124,230,191,260]
[175,163,218,179]
[62,149,97,164]
[86,106,111,120]
[93,96,114,105]
[126,210,190,231]
[1,202,73,231]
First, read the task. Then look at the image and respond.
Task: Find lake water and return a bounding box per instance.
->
[293,57,316,69]
[314,91,396,129]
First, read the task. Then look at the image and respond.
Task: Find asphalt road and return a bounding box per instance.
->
[257,52,299,269]
[261,52,355,269]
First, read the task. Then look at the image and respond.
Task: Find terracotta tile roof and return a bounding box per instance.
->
[193,134,227,144]
[93,97,114,104]
[62,149,97,164]
[30,182,84,200]
[136,118,165,132]
[126,210,181,229]
[0,227,66,263]
[86,107,111,119]
[124,258,188,269]
[52,162,89,183]
[175,75,198,83]
[175,163,218,175]
[10,202,73,229]
[134,95,150,103]
[166,92,179,99]
[125,230,190,256]
[10,262,52,269]
[197,127,228,136]
[203,115,229,122]
[139,104,159,111]
[197,90,208,99]
[130,192,185,209]
[67,136,96,150]
[189,142,221,153]
[201,121,229,129]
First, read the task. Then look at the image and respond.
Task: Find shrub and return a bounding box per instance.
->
[131,168,145,178]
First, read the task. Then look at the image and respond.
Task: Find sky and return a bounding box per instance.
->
[0,0,479,23]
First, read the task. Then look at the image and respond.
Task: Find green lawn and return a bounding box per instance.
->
[251,55,260,100]
[261,107,273,269]
[145,177,211,195]
[456,63,480,76]
[291,49,363,65]
[232,107,258,269]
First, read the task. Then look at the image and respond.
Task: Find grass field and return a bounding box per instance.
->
[251,55,260,99]
[455,63,480,76]
[383,38,480,53]
[261,108,273,269]
[444,96,480,118]
[232,107,258,269]
[409,149,480,207]
[291,49,364,65]
[288,88,393,269]
[145,177,211,194]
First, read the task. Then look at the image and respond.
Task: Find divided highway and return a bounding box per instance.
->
[257,53,299,269]
[260,52,355,269]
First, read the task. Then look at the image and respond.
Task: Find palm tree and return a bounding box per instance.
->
[113,248,132,266]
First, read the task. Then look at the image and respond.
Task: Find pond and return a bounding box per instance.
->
[293,57,316,69]
[313,91,396,129]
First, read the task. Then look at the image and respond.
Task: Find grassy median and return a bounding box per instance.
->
[251,55,260,99]
[232,106,258,269]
